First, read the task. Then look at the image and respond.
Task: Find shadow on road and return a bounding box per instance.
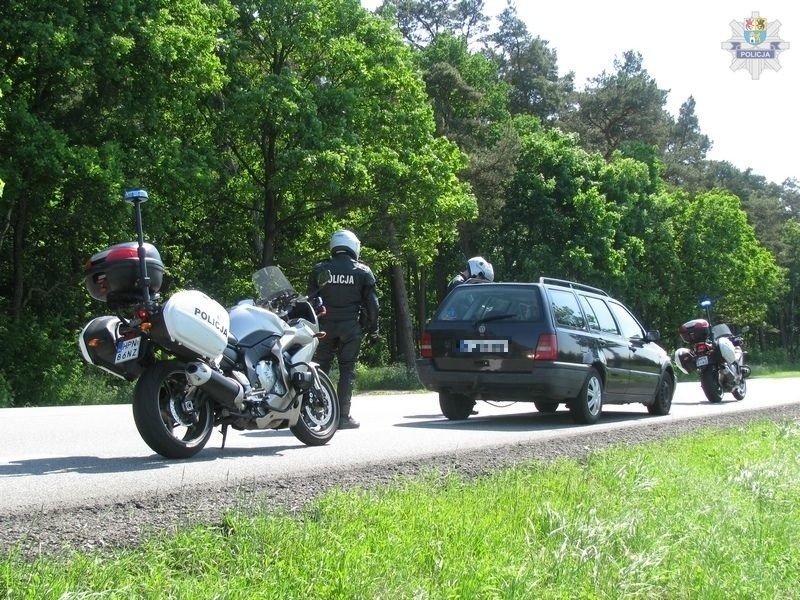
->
[395,408,653,432]
[0,442,302,477]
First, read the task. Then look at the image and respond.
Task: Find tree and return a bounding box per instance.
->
[214,0,476,369]
[779,220,800,356]
[0,0,231,405]
[375,0,490,48]
[674,189,784,327]
[494,116,624,285]
[482,4,574,122]
[662,95,712,189]
[414,33,516,301]
[562,50,671,159]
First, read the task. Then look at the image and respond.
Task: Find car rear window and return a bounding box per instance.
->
[434,285,542,322]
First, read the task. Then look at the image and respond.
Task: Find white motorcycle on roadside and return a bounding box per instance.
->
[674,299,751,403]
[79,189,338,458]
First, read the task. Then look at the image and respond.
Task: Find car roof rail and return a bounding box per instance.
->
[539,277,609,296]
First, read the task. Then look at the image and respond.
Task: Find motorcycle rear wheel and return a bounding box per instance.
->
[700,367,723,403]
[733,378,747,401]
[132,360,214,459]
[290,370,339,446]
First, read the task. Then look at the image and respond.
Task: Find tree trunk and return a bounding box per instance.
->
[260,125,279,267]
[386,221,416,372]
[10,192,28,320]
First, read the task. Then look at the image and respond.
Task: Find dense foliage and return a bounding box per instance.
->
[0,0,795,407]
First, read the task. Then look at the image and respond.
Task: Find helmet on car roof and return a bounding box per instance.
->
[466,256,494,282]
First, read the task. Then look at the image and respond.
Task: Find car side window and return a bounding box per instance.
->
[580,295,620,335]
[608,301,645,339]
[549,289,586,329]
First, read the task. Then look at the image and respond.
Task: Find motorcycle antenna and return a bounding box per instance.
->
[124,189,153,306]
[700,298,714,338]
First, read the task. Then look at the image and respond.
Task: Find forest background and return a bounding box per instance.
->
[1,0,798,407]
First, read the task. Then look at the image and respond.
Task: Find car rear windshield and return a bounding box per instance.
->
[434,285,542,322]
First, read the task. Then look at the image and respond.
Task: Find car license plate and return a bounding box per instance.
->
[696,355,709,367]
[115,337,141,364]
[459,339,509,353]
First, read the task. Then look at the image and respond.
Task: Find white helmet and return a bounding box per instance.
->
[467,256,494,281]
[330,229,361,260]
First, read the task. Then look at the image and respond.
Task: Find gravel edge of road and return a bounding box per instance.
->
[3,403,800,560]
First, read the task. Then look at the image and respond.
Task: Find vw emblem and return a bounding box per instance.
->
[478,324,486,335]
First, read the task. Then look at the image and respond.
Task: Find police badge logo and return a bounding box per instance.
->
[744,16,767,45]
[722,11,791,79]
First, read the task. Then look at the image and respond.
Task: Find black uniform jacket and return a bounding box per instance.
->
[308,253,379,331]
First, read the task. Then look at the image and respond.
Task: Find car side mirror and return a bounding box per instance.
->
[645,330,660,343]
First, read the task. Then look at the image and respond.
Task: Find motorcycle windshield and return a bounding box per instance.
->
[252,266,296,302]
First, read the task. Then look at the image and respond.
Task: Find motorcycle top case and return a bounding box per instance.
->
[679,318,710,344]
[79,315,148,380]
[149,290,230,360]
[84,242,164,305]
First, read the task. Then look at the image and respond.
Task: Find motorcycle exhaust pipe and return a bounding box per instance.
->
[186,362,244,410]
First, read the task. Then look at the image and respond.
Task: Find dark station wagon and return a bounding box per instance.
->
[416,277,675,424]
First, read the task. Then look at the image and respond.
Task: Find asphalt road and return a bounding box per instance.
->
[2,377,799,516]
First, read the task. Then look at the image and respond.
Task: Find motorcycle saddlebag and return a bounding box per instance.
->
[679,319,710,344]
[148,290,230,361]
[83,242,164,306]
[79,316,149,381]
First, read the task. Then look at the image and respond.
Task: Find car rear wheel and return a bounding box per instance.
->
[570,368,603,425]
[534,401,559,413]
[439,392,475,420]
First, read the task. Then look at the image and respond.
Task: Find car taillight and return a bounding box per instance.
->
[419,331,432,358]
[534,333,558,361]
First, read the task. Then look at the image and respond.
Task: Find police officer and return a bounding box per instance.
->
[307,229,379,429]
[447,256,494,293]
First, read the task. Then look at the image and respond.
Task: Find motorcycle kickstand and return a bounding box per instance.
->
[220,422,229,450]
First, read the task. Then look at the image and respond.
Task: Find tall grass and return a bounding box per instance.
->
[3,419,800,598]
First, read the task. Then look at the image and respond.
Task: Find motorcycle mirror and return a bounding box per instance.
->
[317,270,332,287]
[699,299,712,308]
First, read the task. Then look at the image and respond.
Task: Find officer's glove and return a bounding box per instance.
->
[366,330,381,345]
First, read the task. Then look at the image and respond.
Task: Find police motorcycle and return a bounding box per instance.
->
[79,189,338,458]
[674,299,750,403]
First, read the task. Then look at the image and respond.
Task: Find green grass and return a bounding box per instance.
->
[354,363,424,392]
[748,362,800,378]
[4,418,800,598]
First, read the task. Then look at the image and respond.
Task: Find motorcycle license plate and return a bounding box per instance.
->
[115,337,141,364]
[696,355,709,367]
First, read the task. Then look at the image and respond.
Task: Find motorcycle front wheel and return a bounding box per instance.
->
[291,370,339,446]
[132,360,214,459]
[700,367,723,403]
